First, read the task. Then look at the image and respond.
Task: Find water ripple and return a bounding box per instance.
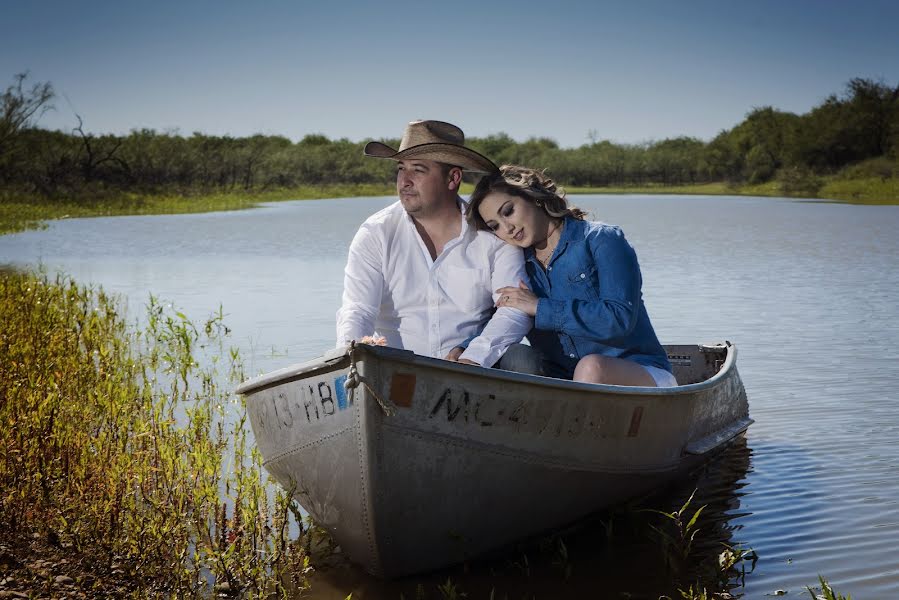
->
[2,195,898,597]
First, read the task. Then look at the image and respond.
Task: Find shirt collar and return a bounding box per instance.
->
[452,196,473,242]
[524,215,582,262]
[555,214,583,250]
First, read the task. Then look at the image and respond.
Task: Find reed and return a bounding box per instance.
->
[807,575,852,600]
[640,487,758,599]
[0,271,866,599]
[0,271,307,596]
[646,489,706,573]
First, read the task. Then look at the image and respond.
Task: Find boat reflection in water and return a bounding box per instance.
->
[304,439,754,599]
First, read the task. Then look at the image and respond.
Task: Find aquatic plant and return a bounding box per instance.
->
[807,575,852,600]
[436,577,466,599]
[0,271,306,596]
[643,486,757,599]
[646,489,706,573]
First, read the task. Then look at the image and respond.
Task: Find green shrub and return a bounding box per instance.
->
[0,271,307,596]
[837,156,898,180]
[777,166,824,196]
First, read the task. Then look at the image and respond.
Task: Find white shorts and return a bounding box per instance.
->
[643,365,678,388]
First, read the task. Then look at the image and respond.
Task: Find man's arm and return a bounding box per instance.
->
[335,223,385,347]
[459,243,533,366]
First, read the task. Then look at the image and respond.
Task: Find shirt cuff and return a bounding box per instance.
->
[459,336,503,367]
[458,334,476,350]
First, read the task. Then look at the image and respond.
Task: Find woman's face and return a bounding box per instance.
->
[477,191,551,248]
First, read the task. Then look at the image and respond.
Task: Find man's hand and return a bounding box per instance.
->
[445,347,479,366]
[445,346,465,362]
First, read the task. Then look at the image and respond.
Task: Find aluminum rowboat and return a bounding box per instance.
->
[235,341,751,578]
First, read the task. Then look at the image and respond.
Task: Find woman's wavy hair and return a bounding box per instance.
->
[466,164,586,231]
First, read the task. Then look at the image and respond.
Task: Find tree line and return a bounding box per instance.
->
[1,72,897,201]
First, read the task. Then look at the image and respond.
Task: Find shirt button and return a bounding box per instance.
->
[580,273,586,279]
[547,266,552,271]
[569,353,576,358]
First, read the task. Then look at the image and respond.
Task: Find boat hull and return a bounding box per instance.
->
[237,343,750,578]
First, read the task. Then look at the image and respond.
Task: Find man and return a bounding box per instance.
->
[336,120,534,369]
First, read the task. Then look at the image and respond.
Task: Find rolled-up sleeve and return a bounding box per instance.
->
[460,243,533,366]
[335,223,384,346]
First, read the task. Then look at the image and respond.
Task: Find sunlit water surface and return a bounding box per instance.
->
[2,195,898,598]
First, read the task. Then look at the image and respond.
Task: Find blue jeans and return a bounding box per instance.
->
[494,343,546,376]
[494,343,585,379]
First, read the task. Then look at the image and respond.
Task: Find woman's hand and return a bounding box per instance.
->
[495,280,538,316]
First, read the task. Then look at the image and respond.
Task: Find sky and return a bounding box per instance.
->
[2,0,897,148]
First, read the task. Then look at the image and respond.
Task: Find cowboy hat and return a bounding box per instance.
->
[363,120,497,173]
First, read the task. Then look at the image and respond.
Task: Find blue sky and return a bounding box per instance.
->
[3,0,897,148]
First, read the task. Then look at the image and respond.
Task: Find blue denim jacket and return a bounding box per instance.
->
[526,216,671,376]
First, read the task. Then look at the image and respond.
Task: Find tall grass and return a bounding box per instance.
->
[818,177,899,204]
[0,271,307,597]
[807,575,852,600]
[0,270,868,599]
[0,183,394,235]
[2,174,897,237]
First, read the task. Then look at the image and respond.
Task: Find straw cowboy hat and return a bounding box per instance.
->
[363,120,497,173]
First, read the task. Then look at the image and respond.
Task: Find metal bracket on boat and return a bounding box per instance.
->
[684,417,754,455]
[344,341,397,416]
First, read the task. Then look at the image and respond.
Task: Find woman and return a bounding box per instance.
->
[467,165,676,387]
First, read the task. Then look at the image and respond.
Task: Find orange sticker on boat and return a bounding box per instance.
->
[390,373,416,408]
[627,406,644,437]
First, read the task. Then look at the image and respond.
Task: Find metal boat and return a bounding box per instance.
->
[236,342,751,578]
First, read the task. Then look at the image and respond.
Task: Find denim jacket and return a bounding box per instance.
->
[526,216,672,375]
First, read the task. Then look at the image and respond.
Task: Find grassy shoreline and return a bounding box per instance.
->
[1,177,896,236]
[562,176,899,204]
[0,271,859,599]
[0,271,308,596]
[0,183,395,236]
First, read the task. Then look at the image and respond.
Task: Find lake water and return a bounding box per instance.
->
[2,195,898,598]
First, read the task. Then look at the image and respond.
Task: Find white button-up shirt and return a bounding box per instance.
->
[336,200,532,366]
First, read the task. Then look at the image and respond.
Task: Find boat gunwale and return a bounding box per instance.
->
[235,342,738,397]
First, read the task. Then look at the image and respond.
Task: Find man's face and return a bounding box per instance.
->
[396,159,455,216]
